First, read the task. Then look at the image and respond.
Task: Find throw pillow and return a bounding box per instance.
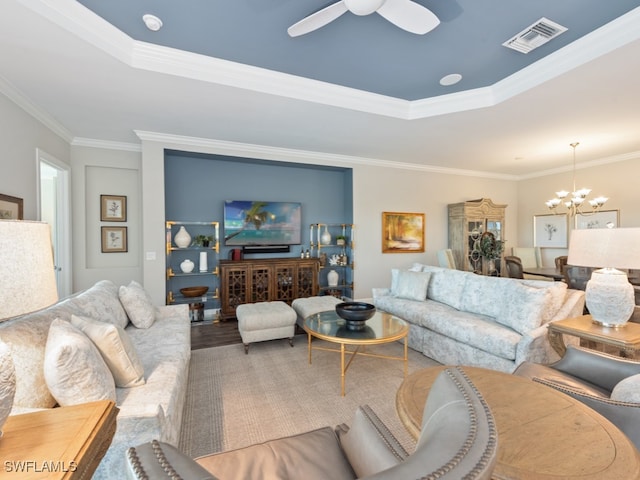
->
[392,270,431,301]
[337,405,407,477]
[44,318,116,406]
[497,281,550,335]
[119,281,156,329]
[70,314,145,388]
[611,374,640,403]
[0,340,16,434]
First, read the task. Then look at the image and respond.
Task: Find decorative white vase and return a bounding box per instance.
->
[180,259,195,273]
[327,269,339,287]
[321,226,332,245]
[174,226,191,248]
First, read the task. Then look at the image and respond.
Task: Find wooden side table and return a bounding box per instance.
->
[397,366,640,479]
[547,314,640,358]
[0,400,118,479]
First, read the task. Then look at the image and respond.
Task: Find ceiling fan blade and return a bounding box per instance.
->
[287,1,349,37]
[376,0,440,34]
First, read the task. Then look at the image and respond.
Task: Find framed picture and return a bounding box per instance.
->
[0,193,24,219]
[101,226,128,253]
[533,214,568,248]
[100,195,127,222]
[575,209,619,229]
[382,211,425,253]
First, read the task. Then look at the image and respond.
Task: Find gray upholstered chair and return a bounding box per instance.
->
[125,367,498,480]
[514,345,640,449]
[436,248,456,269]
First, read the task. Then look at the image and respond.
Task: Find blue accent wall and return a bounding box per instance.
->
[164,151,353,259]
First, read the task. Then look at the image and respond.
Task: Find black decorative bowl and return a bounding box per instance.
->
[335,302,376,331]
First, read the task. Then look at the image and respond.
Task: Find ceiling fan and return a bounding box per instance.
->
[287,0,440,37]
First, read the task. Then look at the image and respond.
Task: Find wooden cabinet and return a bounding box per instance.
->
[219,257,319,320]
[448,198,507,273]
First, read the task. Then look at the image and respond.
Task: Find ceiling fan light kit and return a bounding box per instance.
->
[288,0,440,37]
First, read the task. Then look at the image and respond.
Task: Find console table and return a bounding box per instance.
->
[219,257,319,320]
[397,366,640,479]
[0,400,118,479]
[548,314,640,358]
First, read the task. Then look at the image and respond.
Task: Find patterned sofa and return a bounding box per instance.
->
[373,264,585,373]
[0,280,190,479]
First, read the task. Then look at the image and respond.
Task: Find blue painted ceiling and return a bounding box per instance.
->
[76,0,639,101]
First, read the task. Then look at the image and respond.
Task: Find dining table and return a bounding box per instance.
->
[522,266,564,281]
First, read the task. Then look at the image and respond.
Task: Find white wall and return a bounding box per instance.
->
[71,145,142,290]
[0,92,69,219]
[516,155,640,266]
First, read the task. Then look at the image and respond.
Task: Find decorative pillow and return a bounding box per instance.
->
[391,270,431,301]
[44,318,116,406]
[611,374,640,403]
[70,315,145,388]
[337,405,407,477]
[0,340,16,434]
[119,281,156,329]
[497,282,550,335]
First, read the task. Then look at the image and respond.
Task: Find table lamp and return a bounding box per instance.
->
[567,227,640,327]
[0,220,58,319]
[0,220,58,436]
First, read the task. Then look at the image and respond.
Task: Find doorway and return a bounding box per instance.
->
[37,149,72,298]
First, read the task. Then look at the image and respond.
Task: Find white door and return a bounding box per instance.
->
[37,149,72,298]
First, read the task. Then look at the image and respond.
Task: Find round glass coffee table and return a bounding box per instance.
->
[303,309,409,396]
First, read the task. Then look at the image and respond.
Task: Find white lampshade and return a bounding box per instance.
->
[0,220,58,320]
[568,228,640,327]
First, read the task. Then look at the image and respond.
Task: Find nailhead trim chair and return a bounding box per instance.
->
[125,367,498,480]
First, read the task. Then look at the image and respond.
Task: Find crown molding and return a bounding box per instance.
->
[521,150,640,180]
[71,137,141,152]
[23,2,640,121]
[0,74,72,143]
[134,130,517,180]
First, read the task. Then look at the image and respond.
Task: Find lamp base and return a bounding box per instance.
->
[585,268,635,328]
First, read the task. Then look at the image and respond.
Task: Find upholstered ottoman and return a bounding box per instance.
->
[236,301,297,354]
[292,296,343,328]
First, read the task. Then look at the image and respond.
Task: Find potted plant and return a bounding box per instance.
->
[193,234,214,248]
[336,235,346,246]
[478,232,504,276]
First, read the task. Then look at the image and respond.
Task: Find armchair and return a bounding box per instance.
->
[125,367,498,480]
[514,345,640,449]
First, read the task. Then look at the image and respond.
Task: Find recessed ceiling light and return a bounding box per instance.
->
[143,14,163,32]
[440,74,462,86]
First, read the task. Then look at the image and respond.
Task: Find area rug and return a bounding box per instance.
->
[178,338,440,459]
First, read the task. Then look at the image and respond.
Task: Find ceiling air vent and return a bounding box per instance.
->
[503,17,567,54]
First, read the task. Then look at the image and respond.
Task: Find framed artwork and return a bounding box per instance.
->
[100,195,127,222]
[0,193,24,219]
[101,226,128,253]
[382,211,425,253]
[575,209,619,229]
[533,214,568,248]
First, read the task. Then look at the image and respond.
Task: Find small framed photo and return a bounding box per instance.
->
[533,214,568,248]
[575,209,619,229]
[382,211,425,253]
[100,195,127,222]
[0,193,24,219]
[101,226,128,253]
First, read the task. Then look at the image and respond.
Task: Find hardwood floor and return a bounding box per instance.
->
[190,320,242,350]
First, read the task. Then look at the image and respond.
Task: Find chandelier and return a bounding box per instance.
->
[545,142,608,216]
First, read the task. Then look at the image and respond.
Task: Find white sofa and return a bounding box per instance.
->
[0,280,190,479]
[373,264,585,373]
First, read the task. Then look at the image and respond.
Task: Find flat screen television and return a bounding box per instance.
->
[224,200,302,246]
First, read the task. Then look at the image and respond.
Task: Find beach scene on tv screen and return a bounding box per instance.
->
[224,200,302,245]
